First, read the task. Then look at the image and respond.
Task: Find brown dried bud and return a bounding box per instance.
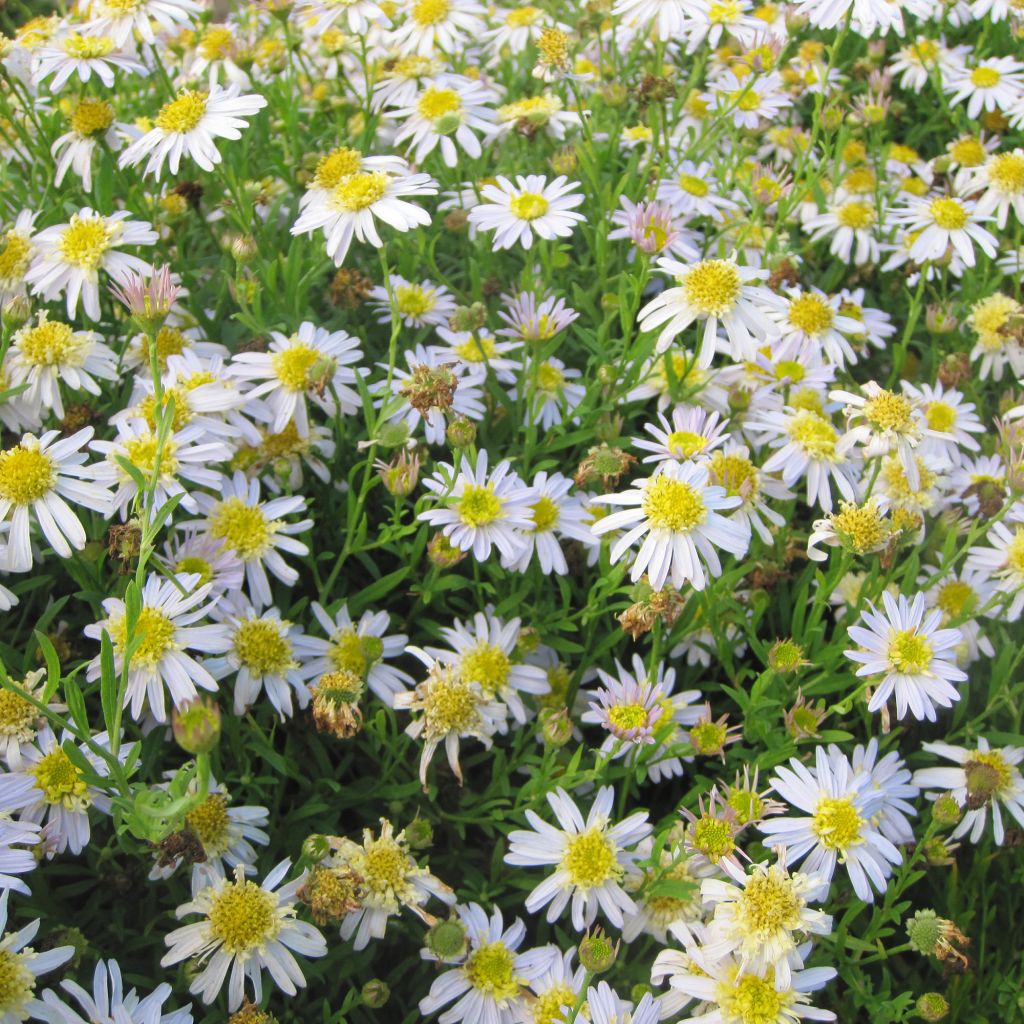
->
[310,670,364,739]
[399,364,458,417]
[936,352,970,388]
[328,267,373,309]
[298,863,363,925]
[574,444,636,490]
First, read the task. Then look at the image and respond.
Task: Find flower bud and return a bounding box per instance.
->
[171,696,221,754]
[302,834,331,863]
[540,707,573,748]
[446,414,477,448]
[362,980,391,1008]
[916,993,949,1021]
[405,817,434,850]
[428,533,468,568]
[931,792,962,827]
[425,919,468,962]
[579,927,618,973]
[768,638,807,673]
[448,303,488,332]
[230,233,258,263]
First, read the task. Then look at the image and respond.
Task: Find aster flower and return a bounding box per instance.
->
[390,0,486,57]
[760,746,903,903]
[637,255,776,364]
[119,85,266,181]
[590,460,750,592]
[0,818,43,895]
[84,572,230,724]
[890,190,997,268]
[632,405,729,465]
[50,96,122,193]
[82,0,202,46]
[0,891,73,1021]
[24,208,157,320]
[369,275,456,328]
[913,738,1024,845]
[162,861,327,1011]
[32,32,146,91]
[468,175,584,251]
[328,820,455,949]
[966,502,1024,619]
[505,785,651,930]
[419,450,534,562]
[0,428,111,574]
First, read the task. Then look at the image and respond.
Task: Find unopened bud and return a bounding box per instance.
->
[448,303,488,332]
[425,919,468,962]
[303,834,330,863]
[171,696,221,754]
[931,792,962,827]
[768,638,807,673]
[540,707,573,747]
[2,295,31,327]
[230,233,258,263]
[916,993,949,1022]
[428,532,468,568]
[446,414,477,448]
[405,817,433,850]
[362,980,391,1008]
[925,303,957,334]
[579,927,618,973]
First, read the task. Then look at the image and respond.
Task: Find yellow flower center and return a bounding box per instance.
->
[561,828,621,888]
[642,475,708,532]
[209,497,273,560]
[417,86,462,120]
[530,496,559,532]
[329,629,367,677]
[836,201,876,229]
[924,401,956,433]
[692,816,734,860]
[58,215,112,269]
[208,877,281,954]
[139,387,191,431]
[510,192,549,221]
[16,319,82,366]
[1004,528,1024,574]
[536,361,564,392]
[459,642,510,697]
[970,293,1018,337]
[70,96,115,137]
[717,970,787,1024]
[272,344,319,392]
[32,747,89,808]
[841,166,875,194]
[332,171,389,211]
[177,555,213,585]
[707,451,759,504]
[862,390,914,432]
[0,445,56,505]
[964,749,1013,798]
[464,941,521,1001]
[929,197,968,230]
[64,33,115,58]
[936,580,974,618]
[0,949,35,1018]
[811,796,864,852]
[532,984,576,1024]
[681,260,742,316]
[786,410,839,460]
[831,502,888,554]
[607,703,651,732]
[506,4,540,25]
[709,0,741,21]
[666,430,707,458]
[691,719,729,754]
[155,90,209,133]
[122,433,179,478]
[970,66,1000,89]
[457,484,502,527]
[152,326,188,366]
[887,629,933,674]
[199,25,233,60]
[788,294,834,335]
[0,232,30,281]
[950,137,986,166]
[423,672,479,734]
[395,283,436,317]
[186,793,232,855]
[362,835,412,896]
[678,174,710,197]
[412,0,450,25]
[110,606,176,667]
[989,152,1024,193]
[233,618,296,675]
[454,335,496,362]
[736,868,802,937]
[314,147,363,190]
[0,689,37,740]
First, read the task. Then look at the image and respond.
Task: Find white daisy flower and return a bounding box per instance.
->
[387,73,498,167]
[418,902,547,1024]
[0,428,111,574]
[590,460,750,592]
[468,175,584,251]
[700,859,832,989]
[229,320,364,436]
[913,738,1024,845]
[431,328,522,383]
[505,785,651,930]
[187,472,311,609]
[291,0,391,33]
[0,891,74,1022]
[4,312,118,420]
[390,0,486,57]
[518,946,587,1024]
[419,450,534,562]
[119,84,267,180]
[632,405,729,465]
[0,818,43,894]
[206,595,319,719]
[656,160,737,221]
[637,255,776,364]
[82,0,202,46]
[586,980,661,1024]
[844,591,967,722]
[945,56,1024,117]
[150,775,269,897]
[761,287,864,369]
[0,727,117,856]
[35,957,192,1024]
[839,739,919,847]
[84,572,230,724]
[24,208,156,321]
[0,210,37,305]
[90,418,232,520]
[329,819,455,950]
[760,746,903,903]
[510,357,585,430]
[612,0,691,41]
[369,274,456,328]
[422,609,549,725]
[163,530,244,600]
[291,160,438,266]
[802,189,882,267]
[50,96,122,193]
[965,502,1024,620]
[501,470,595,576]
[706,443,792,545]
[32,32,146,91]
[969,148,1024,229]
[891,190,997,268]
[161,861,327,1012]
